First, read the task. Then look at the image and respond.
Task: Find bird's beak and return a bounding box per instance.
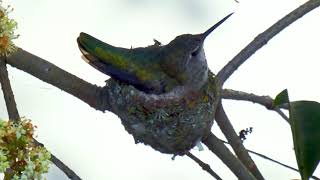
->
[201,13,233,39]
[190,13,233,56]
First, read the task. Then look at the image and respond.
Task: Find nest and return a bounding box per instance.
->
[105,74,216,155]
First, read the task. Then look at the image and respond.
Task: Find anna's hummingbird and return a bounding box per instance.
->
[77,13,232,94]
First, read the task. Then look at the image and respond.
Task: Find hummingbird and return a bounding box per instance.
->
[77,13,232,94]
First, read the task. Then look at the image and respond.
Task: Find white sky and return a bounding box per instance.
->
[0,0,320,179]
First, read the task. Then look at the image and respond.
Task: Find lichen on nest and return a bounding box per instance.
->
[105,72,216,155]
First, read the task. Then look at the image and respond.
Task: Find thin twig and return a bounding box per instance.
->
[0,57,82,180]
[186,152,222,180]
[202,132,256,179]
[274,108,290,123]
[249,151,320,180]
[216,0,320,84]
[220,139,320,180]
[34,140,82,180]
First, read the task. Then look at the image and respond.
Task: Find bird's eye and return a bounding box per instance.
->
[191,47,201,56]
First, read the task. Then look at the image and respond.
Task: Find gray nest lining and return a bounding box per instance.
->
[105,74,216,155]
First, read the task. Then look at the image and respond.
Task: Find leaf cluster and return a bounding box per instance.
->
[0,118,51,180]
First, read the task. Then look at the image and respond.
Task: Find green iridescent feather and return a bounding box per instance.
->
[78,32,179,93]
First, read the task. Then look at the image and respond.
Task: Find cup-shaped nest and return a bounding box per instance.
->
[105,73,216,155]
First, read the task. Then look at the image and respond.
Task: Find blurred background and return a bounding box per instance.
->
[0,0,319,179]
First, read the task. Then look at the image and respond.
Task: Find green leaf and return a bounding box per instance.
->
[290,101,320,180]
[273,90,320,179]
[273,89,289,107]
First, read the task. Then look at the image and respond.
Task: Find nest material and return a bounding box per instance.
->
[106,74,216,155]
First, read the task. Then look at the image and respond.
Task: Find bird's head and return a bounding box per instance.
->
[161,13,233,87]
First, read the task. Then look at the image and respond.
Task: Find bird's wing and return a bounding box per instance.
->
[77,32,171,93]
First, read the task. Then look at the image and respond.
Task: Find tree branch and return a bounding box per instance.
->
[214,102,264,179]
[5,48,111,112]
[186,152,222,180]
[222,89,290,123]
[0,57,82,179]
[222,89,274,109]
[0,58,20,121]
[208,2,320,177]
[202,132,256,179]
[2,1,318,179]
[216,0,320,84]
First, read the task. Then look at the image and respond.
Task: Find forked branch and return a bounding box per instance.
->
[0,58,82,179]
[206,0,320,179]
